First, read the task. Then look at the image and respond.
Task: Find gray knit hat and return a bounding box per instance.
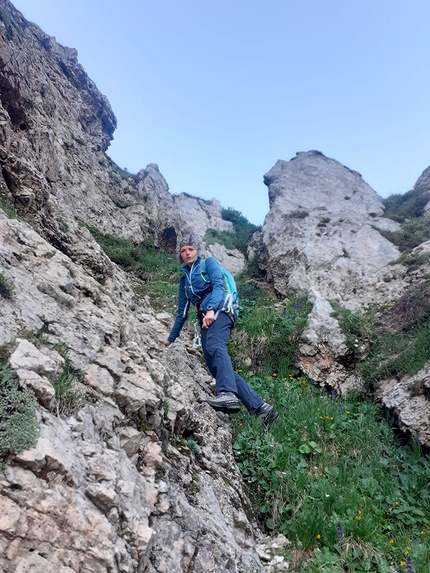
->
[178,234,201,261]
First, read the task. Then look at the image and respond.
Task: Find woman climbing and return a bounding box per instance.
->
[158,234,278,425]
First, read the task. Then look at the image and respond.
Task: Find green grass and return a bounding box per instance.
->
[232,371,430,572]
[50,357,91,416]
[203,207,260,258]
[85,225,180,310]
[203,228,237,251]
[361,320,430,386]
[383,188,430,223]
[227,288,430,572]
[230,284,311,373]
[324,298,430,390]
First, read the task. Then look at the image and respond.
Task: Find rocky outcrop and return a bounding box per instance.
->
[0,0,244,275]
[261,151,404,308]
[259,151,407,392]
[0,210,276,572]
[412,164,430,216]
[258,151,430,446]
[376,363,430,447]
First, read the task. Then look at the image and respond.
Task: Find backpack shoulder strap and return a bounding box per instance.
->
[199,259,211,283]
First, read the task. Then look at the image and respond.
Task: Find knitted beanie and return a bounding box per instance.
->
[178,234,201,251]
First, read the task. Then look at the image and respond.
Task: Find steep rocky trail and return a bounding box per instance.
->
[0,211,289,572]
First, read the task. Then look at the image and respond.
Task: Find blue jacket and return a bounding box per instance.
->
[167,256,228,343]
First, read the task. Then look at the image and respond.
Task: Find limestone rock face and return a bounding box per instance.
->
[376,365,430,448]
[412,164,430,215]
[151,188,246,273]
[261,151,404,308]
[0,211,268,572]
[0,0,244,275]
[260,151,407,393]
[0,1,259,568]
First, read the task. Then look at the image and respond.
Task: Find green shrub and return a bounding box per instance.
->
[285,210,309,219]
[110,196,134,209]
[0,195,18,219]
[203,208,260,258]
[0,271,14,299]
[378,217,430,253]
[0,364,38,468]
[394,251,430,272]
[383,187,430,223]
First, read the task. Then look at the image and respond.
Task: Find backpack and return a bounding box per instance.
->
[200,259,240,317]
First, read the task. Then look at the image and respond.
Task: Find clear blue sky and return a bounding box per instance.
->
[12,0,430,224]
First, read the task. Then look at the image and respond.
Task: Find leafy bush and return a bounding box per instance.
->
[0,271,14,299]
[0,364,38,468]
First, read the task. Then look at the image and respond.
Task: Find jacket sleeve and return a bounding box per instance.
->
[201,257,226,311]
[168,276,190,343]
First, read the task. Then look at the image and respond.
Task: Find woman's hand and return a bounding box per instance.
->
[202,309,215,329]
[158,339,171,346]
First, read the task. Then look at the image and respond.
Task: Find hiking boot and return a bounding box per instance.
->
[208,392,241,414]
[256,403,278,426]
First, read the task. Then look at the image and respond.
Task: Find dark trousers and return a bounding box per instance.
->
[200,312,264,414]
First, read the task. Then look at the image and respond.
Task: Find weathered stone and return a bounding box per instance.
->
[10,338,63,376]
[15,368,55,408]
[261,151,404,308]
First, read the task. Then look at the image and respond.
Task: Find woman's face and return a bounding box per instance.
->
[180,245,198,265]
